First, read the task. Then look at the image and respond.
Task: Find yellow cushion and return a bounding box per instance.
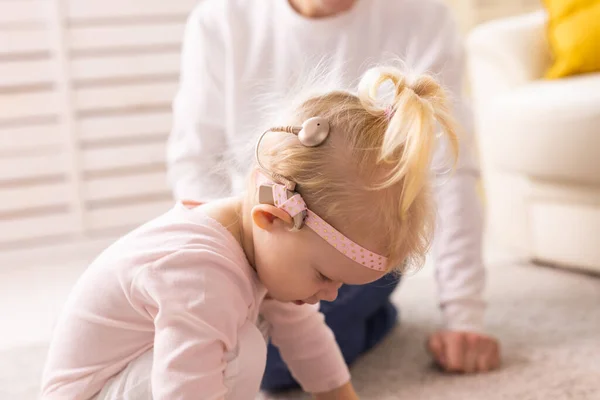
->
[543,0,600,79]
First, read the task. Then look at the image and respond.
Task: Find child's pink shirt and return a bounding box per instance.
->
[41,203,350,399]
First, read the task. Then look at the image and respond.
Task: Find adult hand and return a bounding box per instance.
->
[427,330,500,373]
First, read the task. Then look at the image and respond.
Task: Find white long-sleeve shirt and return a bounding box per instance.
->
[167,0,486,332]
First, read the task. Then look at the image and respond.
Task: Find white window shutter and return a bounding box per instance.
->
[0,0,197,265]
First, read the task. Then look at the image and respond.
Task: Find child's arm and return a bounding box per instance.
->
[141,254,248,399]
[260,299,352,395]
[314,381,359,400]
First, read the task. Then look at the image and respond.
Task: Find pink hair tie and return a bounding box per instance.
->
[384,105,396,120]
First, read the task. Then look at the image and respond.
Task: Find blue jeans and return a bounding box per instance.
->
[260,274,400,392]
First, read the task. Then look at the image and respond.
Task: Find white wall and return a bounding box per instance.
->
[446,0,541,32]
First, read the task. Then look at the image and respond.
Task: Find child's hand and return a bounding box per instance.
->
[314,381,359,400]
[427,330,500,374]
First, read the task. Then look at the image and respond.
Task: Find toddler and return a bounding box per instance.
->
[41,66,458,400]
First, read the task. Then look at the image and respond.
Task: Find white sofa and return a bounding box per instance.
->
[466,12,600,274]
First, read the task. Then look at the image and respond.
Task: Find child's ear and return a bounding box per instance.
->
[251,204,293,230]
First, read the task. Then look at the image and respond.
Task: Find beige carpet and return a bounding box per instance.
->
[2,259,599,400]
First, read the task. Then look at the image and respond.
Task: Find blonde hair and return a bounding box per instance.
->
[257,66,459,272]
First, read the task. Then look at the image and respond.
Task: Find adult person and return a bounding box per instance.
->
[167,0,501,392]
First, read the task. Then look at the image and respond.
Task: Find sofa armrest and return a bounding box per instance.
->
[466,11,552,102]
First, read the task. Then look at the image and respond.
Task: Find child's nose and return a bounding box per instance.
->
[320,287,339,302]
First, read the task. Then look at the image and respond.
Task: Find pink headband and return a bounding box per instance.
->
[256,172,388,272]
